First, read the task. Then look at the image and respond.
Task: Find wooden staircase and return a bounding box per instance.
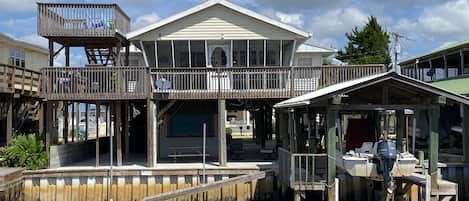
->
[85,47,120,66]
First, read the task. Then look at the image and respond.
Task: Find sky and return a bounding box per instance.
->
[1,0,468,66]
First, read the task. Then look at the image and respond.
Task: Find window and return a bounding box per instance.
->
[157,41,173,67]
[9,48,26,67]
[249,40,264,67]
[143,41,156,67]
[282,40,294,66]
[266,40,280,66]
[298,57,313,66]
[190,40,206,67]
[233,40,247,67]
[174,40,190,67]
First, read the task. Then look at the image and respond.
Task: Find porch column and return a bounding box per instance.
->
[96,102,100,167]
[124,101,129,161]
[85,104,89,140]
[152,101,158,166]
[6,96,13,145]
[63,102,69,144]
[218,99,227,166]
[463,104,469,163]
[396,110,405,152]
[288,109,296,153]
[115,101,122,166]
[38,101,44,135]
[326,108,338,201]
[428,106,440,201]
[45,102,54,167]
[146,98,155,167]
[76,103,81,141]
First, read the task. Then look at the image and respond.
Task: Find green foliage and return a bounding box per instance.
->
[337,16,391,65]
[226,127,233,135]
[1,134,48,170]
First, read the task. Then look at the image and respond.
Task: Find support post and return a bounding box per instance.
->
[152,101,158,166]
[146,98,153,167]
[326,109,338,201]
[48,40,54,66]
[463,104,469,163]
[65,46,70,67]
[96,102,100,167]
[76,103,80,141]
[428,106,440,201]
[85,104,89,141]
[396,110,405,152]
[45,102,54,167]
[71,103,75,142]
[123,101,129,161]
[38,102,44,136]
[63,102,69,144]
[6,96,13,145]
[125,45,130,66]
[115,101,122,166]
[218,99,227,166]
[288,109,296,153]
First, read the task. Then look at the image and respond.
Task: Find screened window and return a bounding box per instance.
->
[233,40,247,67]
[190,40,206,67]
[298,57,313,66]
[143,41,156,67]
[9,48,26,67]
[282,40,294,66]
[266,40,280,66]
[157,41,173,67]
[249,40,264,67]
[174,41,190,67]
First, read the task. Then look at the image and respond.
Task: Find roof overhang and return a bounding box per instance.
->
[274,72,469,109]
[126,0,312,40]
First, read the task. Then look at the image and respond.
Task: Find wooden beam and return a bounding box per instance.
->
[153,101,158,165]
[65,46,70,67]
[428,106,439,201]
[38,102,44,136]
[288,110,296,153]
[218,99,227,166]
[6,96,12,145]
[124,45,130,66]
[460,49,465,75]
[123,101,129,161]
[463,104,469,163]
[96,102,100,167]
[146,98,153,167]
[142,171,267,201]
[115,101,122,166]
[85,104,89,141]
[63,102,69,144]
[75,103,80,142]
[329,104,425,111]
[45,102,54,168]
[396,110,405,152]
[49,40,54,67]
[71,102,75,142]
[326,109,338,201]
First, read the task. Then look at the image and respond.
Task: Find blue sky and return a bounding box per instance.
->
[1,0,468,66]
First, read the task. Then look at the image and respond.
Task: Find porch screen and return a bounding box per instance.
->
[169,114,213,137]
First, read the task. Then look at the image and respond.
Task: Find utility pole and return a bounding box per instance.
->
[391,32,413,74]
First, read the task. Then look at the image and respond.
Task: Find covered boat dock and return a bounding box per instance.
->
[274,71,469,201]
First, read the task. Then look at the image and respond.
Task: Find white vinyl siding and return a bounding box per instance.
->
[138,5,298,41]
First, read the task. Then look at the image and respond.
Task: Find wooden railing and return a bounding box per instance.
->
[37,3,130,37]
[278,148,327,191]
[0,64,41,97]
[42,67,148,100]
[151,65,386,99]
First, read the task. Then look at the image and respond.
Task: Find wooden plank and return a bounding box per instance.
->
[95,102,100,167]
[463,105,469,163]
[218,99,227,166]
[142,171,266,201]
[124,101,129,161]
[428,107,440,201]
[115,101,122,166]
[6,96,12,145]
[326,109,338,201]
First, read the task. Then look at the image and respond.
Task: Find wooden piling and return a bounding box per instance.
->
[326,109,338,201]
[428,106,440,201]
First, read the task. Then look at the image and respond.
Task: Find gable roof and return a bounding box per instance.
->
[400,39,469,65]
[274,72,469,108]
[0,33,48,54]
[127,0,311,40]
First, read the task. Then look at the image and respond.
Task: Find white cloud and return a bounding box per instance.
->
[54,50,86,67]
[132,12,161,30]
[394,0,469,41]
[308,7,368,47]
[262,9,304,28]
[0,0,36,12]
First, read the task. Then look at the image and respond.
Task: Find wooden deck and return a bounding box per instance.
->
[0,64,41,98]
[37,3,130,39]
[41,65,385,101]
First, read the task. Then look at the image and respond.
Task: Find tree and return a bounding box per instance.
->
[337,16,391,65]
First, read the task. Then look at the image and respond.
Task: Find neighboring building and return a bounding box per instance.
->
[0,33,48,71]
[295,43,337,66]
[400,40,469,94]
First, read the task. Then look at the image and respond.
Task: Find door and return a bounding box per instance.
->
[207,44,231,91]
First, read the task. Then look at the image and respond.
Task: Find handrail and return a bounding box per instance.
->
[0,64,41,96]
[37,3,130,37]
[142,171,268,201]
[278,148,327,190]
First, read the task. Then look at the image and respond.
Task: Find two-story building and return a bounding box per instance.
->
[0,33,45,146]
